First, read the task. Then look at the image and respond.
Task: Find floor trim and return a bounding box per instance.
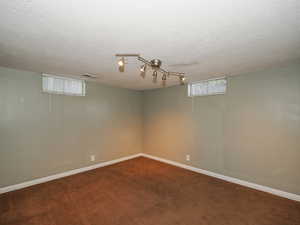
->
[2,153,299,202]
[0,153,142,194]
[141,153,300,202]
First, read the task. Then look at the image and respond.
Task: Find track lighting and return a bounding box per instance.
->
[115,54,186,86]
[140,64,146,78]
[162,73,167,87]
[152,70,158,83]
[179,75,186,85]
[118,57,125,72]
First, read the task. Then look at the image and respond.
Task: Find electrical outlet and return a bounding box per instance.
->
[90,155,95,162]
[186,154,190,161]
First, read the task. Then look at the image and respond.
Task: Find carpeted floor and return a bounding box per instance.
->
[0,156,299,225]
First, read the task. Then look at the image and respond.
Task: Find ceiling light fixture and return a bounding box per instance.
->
[118,57,125,72]
[115,54,186,86]
[140,64,146,78]
[179,75,186,85]
[152,70,158,83]
[162,73,167,86]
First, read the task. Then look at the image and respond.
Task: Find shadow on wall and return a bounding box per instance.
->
[143,62,300,195]
[0,66,143,187]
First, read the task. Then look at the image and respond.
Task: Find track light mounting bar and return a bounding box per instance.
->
[115,54,186,84]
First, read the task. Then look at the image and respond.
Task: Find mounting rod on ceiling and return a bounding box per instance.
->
[115,54,186,86]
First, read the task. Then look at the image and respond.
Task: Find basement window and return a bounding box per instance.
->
[42,74,86,96]
[188,78,227,97]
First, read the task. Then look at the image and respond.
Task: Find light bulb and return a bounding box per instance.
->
[179,76,185,85]
[140,64,146,78]
[118,60,124,66]
[118,57,125,72]
[161,73,167,87]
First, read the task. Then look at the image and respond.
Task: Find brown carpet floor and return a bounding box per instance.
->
[0,157,299,225]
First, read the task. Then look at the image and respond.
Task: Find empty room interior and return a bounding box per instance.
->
[1,1,300,225]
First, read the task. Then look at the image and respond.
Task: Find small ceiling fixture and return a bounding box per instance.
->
[115,54,186,86]
[117,57,125,72]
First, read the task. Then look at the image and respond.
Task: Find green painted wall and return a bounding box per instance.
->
[143,62,300,195]
[1,62,300,195]
[0,67,143,187]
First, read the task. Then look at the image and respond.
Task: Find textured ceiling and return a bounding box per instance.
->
[0,0,300,90]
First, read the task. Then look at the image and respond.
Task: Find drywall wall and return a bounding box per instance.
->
[0,67,143,187]
[143,62,300,195]
[1,62,300,196]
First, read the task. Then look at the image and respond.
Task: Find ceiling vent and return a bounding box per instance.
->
[81,73,98,79]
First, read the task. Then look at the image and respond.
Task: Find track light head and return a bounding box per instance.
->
[152,70,158,83]
[162,73,167,87]
[118,57,125,72]
[179,75,186,85]
[140,64,146,78]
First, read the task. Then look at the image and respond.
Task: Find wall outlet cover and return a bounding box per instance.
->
[90,155,95,162]
[186,155,190,161]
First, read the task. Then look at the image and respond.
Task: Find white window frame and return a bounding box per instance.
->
[188,77,227,97]
[42,74,86,96]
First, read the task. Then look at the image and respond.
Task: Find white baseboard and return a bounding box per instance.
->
[2,152,299,202]
[0,153,143,194]
[140,153,300,202]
